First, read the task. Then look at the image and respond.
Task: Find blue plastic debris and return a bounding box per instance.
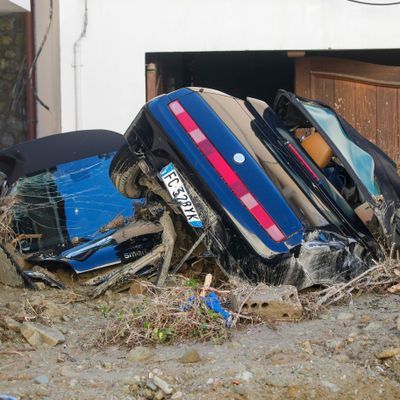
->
[202,292,232,328]
[181,292,232,327]
[180,295,196,312]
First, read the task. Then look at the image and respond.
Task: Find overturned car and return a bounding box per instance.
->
[0,130,166,289]
[109,87,400,289]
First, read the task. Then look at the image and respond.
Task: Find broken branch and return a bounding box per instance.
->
[90,244,164,298]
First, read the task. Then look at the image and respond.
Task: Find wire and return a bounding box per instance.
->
[14,0,54,112]
[347,0,400,5]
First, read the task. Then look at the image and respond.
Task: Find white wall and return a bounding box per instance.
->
[34,0,61,137]
[41,0,400,136]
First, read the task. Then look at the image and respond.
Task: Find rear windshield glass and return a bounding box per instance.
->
[301,102,380,196]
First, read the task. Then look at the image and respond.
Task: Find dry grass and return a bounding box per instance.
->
[301,258,400,312]
[98,259,400,346]
[0,193,16,245]
[98,277,233,348]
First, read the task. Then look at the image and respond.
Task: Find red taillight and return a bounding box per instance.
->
[287,143,320,182]
[169,100,286,243]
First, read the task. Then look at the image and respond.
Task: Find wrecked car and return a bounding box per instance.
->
[0,129,163,285]
[109,87,400,289]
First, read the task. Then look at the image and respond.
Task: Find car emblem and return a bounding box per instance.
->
[233,153,245,164]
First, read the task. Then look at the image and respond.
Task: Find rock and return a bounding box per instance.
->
[230,284,302,320]
[152,368,162,376]
[59,365,77,377]
[102,361,112,370]
[129,280,148,296]
[265,374,295,387]
[347,330,358,343]
[333,354,350,363]
[20,322,65,347]
[0,244,24,287]
[142,389,154,400]
[325,339,345,352]
[171,392,183,399]
[207,378,214,385]
[153,375,173,394]
[154,389,165,400]
[321,380,340,393]
[127,346,154,362]
[376,348,400,359]
[364,321,382,331]
[300,340,313,354]
[4,316,21,332]
[337,312,354,321]
[129,383,139,393]
[146,380,158,391]
[233,386,248,396]
[235,370,254,382]
[179,348,201,364]
[34,374,50,385]
[347,342,363,359]
[69,378,78,387]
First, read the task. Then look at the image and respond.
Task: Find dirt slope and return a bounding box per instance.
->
[0,285,399,400]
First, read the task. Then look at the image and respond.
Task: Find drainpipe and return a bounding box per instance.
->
[72,0,88,130]
[25,0,37,140]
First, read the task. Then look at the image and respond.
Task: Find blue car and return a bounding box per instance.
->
[110,87,400,289]
[0,130,162,279]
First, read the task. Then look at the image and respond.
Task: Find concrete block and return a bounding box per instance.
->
[230,284,302,320]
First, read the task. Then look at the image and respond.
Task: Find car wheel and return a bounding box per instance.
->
[109,144,143,198]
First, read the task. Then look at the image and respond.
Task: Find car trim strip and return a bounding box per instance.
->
[169,99,286,242]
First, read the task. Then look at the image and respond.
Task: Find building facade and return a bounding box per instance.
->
[1,0,400,158]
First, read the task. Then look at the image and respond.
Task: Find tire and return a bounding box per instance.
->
[109,144,143,198]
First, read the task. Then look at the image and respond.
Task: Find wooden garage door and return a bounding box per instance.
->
[295,57,400,163]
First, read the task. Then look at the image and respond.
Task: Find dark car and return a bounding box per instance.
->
[110,87,400,289]
[0,130,161,277]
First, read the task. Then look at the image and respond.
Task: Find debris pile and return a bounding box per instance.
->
[98,276,232,347]
[304,258,400,308]
[2,89,400,399]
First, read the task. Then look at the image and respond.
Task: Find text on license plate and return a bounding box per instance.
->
[160,163,203,228]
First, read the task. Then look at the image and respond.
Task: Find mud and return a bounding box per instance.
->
[0,285,399,399]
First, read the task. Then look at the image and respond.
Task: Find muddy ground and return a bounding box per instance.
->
[0,284,399,400]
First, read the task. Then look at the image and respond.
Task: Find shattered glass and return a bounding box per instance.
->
[12,152,134,253]
[301,101,380,196]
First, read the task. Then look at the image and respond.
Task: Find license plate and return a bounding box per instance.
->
[160,163,203,228]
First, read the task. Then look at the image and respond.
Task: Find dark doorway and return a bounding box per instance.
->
[146,51,295,106]
[146,49,400,105]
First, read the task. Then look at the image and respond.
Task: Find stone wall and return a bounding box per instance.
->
[0,13,27,148]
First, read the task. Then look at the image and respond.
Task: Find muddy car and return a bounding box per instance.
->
[0,130,162,282]
[110,87,400,289]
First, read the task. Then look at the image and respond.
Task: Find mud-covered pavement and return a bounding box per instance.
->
[1,285,400,400]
